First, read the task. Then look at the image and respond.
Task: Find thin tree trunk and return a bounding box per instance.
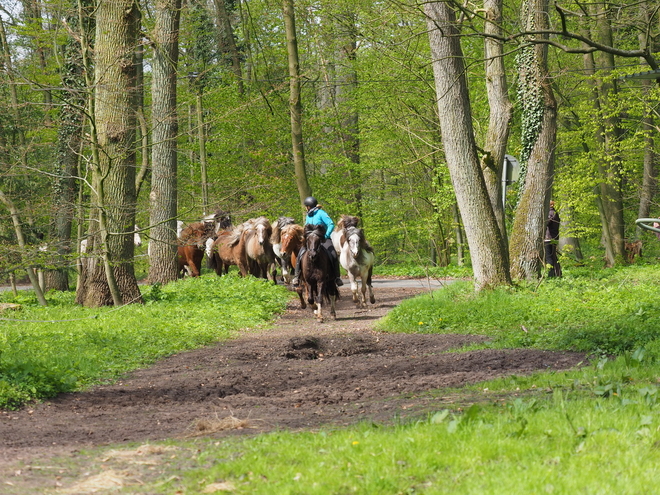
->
[0,190,48,305]
[212,0,244,94]
[283,0,311,203]
[482,0,512,241]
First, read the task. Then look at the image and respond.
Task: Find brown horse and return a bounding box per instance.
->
[297,224,339,322]
[271,216,296,281]
[208,223,246,276]
[177,221,216,277]
[279,223,304,284]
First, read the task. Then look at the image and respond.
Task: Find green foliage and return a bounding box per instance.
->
[377,265,660,356]
[0,275,292,409]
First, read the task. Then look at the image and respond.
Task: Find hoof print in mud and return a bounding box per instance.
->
[284,336,322,360]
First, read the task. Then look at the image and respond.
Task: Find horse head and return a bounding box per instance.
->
[271,216,296,244]
[336,215,360,231]
[252,217,272,246]
[279,224,301,252]
[215,210,232,231]
[345,227,364,257]
[304,224,326,259]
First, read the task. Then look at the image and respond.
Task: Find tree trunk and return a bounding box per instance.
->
[149,0,181,284]
[635,1,657,239]
[77,0,142,307]
[509,0,557,281]
[425,0,510,290]
[283,0,311,203]
[482,0,513,241]
[46,3,90,292]
[587,2,625,266]
[0,190,48,305]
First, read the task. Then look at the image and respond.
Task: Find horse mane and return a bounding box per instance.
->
[282,223,304,240]
[305,223,326,239]
[226,224,245,247]
[271,216,296,243]
[178,222,215,247]
[336,214,359,231]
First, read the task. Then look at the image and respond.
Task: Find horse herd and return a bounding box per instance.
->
[176,211,375,322]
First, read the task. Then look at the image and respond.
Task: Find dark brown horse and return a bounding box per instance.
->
[297,224,339,322]
[177,221,216,277]
[278,223,304,284]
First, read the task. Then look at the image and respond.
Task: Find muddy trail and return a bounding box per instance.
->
[0,280,585,477]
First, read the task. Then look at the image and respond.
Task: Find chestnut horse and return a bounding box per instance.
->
[278,223,304,284]
[271,216,296,282]
[209,223,245,276]
[336,225,375,308]
[177,221,216,277]
[297,224,339,322]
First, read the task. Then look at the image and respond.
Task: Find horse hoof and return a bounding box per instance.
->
[370,296,375,304]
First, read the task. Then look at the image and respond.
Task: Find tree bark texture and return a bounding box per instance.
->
[425,0,510,290]
[482,0,512,241]
[509,0,557,281]
[78,0,142,307]
[149,0,181,284]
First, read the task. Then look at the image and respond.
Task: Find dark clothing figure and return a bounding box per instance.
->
[544,202,562,278]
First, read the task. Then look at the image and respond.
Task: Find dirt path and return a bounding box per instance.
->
[0,281,585,477]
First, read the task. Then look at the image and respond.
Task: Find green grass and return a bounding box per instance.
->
[376,265,660,356]
[0,274,293,409]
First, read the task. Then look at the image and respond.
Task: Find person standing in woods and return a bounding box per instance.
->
[545,200,562,278]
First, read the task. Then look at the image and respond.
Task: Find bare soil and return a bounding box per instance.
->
[0,281,585,488]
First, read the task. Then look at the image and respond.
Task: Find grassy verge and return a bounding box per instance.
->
[376,265,660,356]
[0,275,292,409]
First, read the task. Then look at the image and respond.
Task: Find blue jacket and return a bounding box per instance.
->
[305,207,334,239]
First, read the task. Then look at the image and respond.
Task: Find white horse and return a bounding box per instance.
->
[336,225,375,308]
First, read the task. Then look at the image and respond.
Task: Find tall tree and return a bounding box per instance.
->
[424,0,511,290]
[482,0,513,241]
[76,0,142,307]
[283,0,311,203]
[149,0,182,284]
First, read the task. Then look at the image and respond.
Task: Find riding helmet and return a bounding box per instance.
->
[303,196,318,208]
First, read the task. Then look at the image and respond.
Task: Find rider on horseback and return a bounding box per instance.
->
[291,196,343,287]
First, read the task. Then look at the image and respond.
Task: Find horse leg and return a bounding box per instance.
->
[297,285,307,309]
[315,282,324,322]
[329,293,336,320]
[367,266,375,304]
[348,271,360,306]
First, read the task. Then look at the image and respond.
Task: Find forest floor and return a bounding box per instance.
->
[0,279,586,492]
